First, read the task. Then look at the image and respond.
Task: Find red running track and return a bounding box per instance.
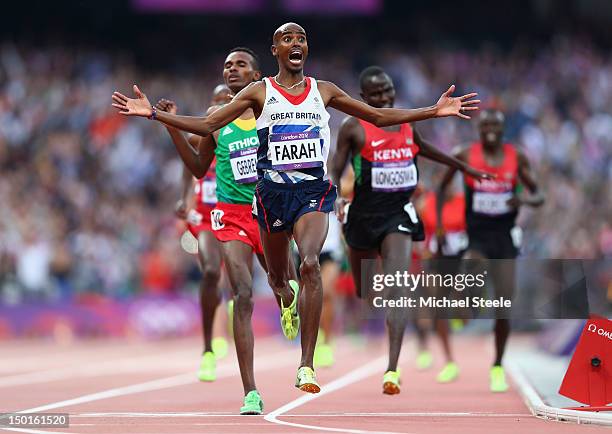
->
[0,335,605,434]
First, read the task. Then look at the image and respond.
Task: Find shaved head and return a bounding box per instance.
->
[212,83,229,96]
[479,109,505,124]
[479,108,505,147]
[271,22,308,73]
[273,22,306,44]
[210,83,231,106]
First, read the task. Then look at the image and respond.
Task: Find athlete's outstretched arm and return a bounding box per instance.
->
[512,150,544,208]
[175,165,193,220]
[414,129,494,180]
[320,82,480,126]
[155,99,206,177]
[195,134,217,180]
[330,117,362,221]
[112,83,263,136]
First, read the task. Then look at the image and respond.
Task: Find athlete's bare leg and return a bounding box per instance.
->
[433,268,454,363]
[221,240,257,394]
[212,294,230,343]
[490,260,514,366]
[292,212,329,368]
[256,252,295,309]
[380,232,413,372]
[320,259,340,342]
[197,231,223,353]
[259,230,295,308]
[463,249,511,365]
[436,319,454,362]
[256,253,268,272]
[413,319,428,353]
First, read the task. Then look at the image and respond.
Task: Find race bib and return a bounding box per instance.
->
[201,179,217,205]
[211,209,225,231]
[194,180,217,205]
[230,147,258,184]
[372,161,417,192]
[269,130,323,170]
[186,209,203,226]
[472,191,513,215]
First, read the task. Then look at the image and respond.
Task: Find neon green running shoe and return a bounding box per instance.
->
[450,318,464,332]
[295,366,320,393]
[316,328,327,344]
[490,365,509,393]
[382,370,401,395]
[314,343,334,368]
[416,351,433,370]
[197,351,216,382]
[227,299,234,338]
[436,362,459,383]
[280,280,300,340]
[212,337,228,359]
[240,390,264,415]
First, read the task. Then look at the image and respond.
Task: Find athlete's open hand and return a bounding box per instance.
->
[507,194,536,209]
[156,98,178,115]
[175,199,188,220]
[334,197,351,224]
[435,85,480,120]
[112,85,153,117]
[435,230,446,258]
[463,166,496,180]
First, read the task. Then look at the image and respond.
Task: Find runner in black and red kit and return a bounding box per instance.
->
[331,66,493,395]
[437,108,544,392]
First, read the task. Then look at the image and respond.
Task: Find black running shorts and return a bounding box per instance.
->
[343,204,424,251]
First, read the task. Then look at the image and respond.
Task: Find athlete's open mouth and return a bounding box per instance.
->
[289,50,303,65]
[228,74,241,82]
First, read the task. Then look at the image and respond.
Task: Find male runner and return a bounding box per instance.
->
[168,85,231,382]
[331,66,492,394]
[155,48,294,414]
[437,108,544,392]
[111,22,480,393]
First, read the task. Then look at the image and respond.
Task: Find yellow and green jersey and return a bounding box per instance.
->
[215,117,259,204]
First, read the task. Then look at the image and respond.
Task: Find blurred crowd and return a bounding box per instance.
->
[0,36,610,303]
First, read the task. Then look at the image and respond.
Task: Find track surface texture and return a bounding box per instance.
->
[0,335,606,434]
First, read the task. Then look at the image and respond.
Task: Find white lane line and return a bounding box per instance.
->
[507,360,612,426]
[17,349,296,414]
[74,412,233,417]
[264,356,411,434]
[1,429,73,434]
[69,411,530,418]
